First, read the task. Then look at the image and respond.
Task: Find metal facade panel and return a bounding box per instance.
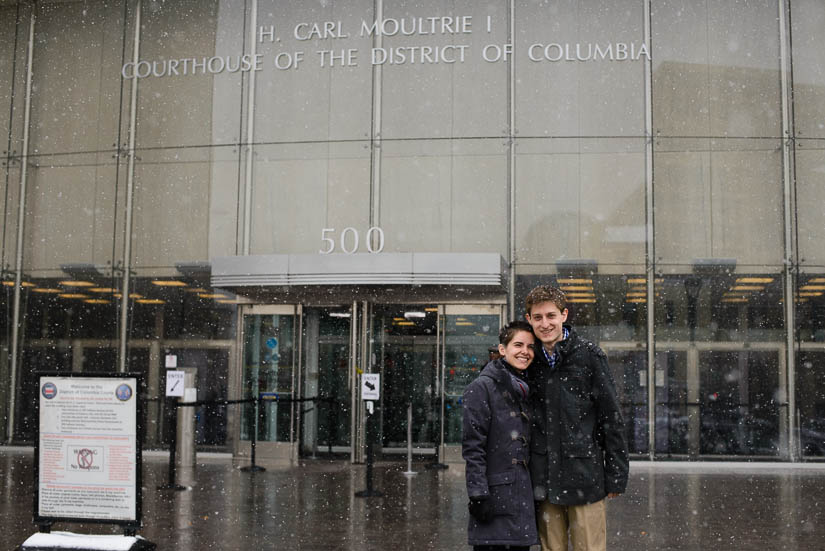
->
[289,253,413,275]
[211,254,289,277]
[210,253,505,287]
[412,252,501,275]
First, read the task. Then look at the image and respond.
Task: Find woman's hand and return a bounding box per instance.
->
[468,496,494,523]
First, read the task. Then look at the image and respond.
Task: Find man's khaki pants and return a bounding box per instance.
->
[537,499,606,551]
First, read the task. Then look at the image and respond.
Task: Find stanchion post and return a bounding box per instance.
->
[355,401,383,498]
[326,395,334,455]
[402,402,417,477]
[363,414,372,495]
[427,446,449,470]
[427,372,449,470]
[158,401,186,491]
[241,395,266,472]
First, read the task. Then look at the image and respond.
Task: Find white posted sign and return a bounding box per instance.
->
[165,370,185,397]
[37,376,138,522]
[361,373,380,400]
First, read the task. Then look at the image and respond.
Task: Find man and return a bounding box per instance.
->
[525,285,628,551]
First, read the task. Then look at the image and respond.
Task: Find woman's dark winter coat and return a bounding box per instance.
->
[462,358,539,547]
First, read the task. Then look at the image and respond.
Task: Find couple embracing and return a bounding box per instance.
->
[462,285,630,551]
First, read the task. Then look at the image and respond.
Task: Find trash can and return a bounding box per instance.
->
[176,367,198,469]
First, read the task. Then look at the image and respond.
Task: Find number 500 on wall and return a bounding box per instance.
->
[320,227,385,254]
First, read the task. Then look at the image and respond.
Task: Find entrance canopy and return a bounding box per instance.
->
[211,253,507,288]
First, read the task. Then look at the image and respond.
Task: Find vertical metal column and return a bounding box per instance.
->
[118,0,142,373]
[6,7,35,441]
[350,300,359,463]
[292,303,302,463]
[687,347,700,458]
[402,403,417,476]
[241,0,258,255]
[507,0,516,320]
[777,348,789,454]
[437,304,445,461]
[357,300,370,463]
[227,306,245,454]
[71,341,83,372]
[303,308,320,456]
[777,0,797,461]
[147,341,161,447]
[369,0,384,232]
[643,0,657,460]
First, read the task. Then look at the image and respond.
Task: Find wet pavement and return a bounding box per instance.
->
[2,448,825,550]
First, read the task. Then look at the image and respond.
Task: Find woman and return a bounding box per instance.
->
[462,320,539,551]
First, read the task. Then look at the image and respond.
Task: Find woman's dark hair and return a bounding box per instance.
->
[498,320,535,346]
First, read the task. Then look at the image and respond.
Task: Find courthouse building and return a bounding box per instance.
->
[1,0,824,463]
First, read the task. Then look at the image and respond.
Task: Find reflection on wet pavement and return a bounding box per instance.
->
[2,449,824,550]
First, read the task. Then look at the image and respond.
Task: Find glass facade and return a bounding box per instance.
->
[1,0,824,462]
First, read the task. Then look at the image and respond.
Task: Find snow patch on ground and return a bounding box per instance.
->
[22,531,143,550]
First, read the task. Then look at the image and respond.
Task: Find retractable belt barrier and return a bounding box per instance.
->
[157,395,332,490]
[171,395,332,408]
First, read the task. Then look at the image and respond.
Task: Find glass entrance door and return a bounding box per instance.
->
[371,304,440,454]
[368,303,503,460]
[239,305,298,461]
[440,305,504,462]
[299,305,354,457]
